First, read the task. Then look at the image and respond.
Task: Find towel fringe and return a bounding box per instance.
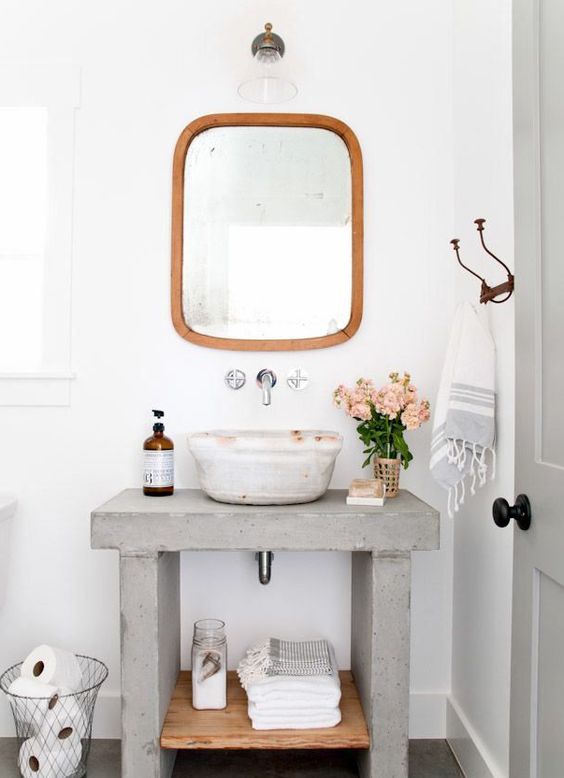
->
[237,640,271,690]
[478,446,488,486]
[444,441,496,516]
[457,439,468,471]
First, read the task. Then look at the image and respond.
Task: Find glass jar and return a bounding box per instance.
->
[191,619,227,710]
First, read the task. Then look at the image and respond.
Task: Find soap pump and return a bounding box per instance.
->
[143,410,174,496]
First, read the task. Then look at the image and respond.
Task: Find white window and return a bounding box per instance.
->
[0,66,80,405]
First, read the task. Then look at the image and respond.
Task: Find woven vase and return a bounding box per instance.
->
[373,457,401,498]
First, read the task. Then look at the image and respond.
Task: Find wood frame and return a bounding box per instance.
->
[171,113,364,351]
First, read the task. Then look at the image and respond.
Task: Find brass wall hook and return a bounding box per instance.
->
[450,218,514,304]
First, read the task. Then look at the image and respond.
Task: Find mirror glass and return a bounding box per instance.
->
[182,126,353,341]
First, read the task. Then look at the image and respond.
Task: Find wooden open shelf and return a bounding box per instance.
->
[161,671,370,750]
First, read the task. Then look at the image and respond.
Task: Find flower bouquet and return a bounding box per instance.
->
[333,372,430,497]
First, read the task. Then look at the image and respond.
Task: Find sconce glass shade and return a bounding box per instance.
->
[238,23,297,104]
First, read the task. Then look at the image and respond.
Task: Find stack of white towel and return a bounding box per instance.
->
[7,645,85,778]
[237,638,341,730]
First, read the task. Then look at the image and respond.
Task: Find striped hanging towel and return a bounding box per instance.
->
[237,639,333,690]
[430,302,496,517]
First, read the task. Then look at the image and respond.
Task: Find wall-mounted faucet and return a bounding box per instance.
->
[256,369,277,406]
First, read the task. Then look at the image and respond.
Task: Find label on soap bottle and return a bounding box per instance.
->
[143,450,174,488]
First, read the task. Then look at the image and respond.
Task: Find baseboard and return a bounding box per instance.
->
[91,689,121,739]
[409,692,447,738]
[446,697,506,778]
[0,689,449,740]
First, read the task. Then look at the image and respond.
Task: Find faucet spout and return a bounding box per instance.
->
[256,370,277,406]
[262,373,273,405]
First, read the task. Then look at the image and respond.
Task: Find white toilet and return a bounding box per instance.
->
[0,493,17,607]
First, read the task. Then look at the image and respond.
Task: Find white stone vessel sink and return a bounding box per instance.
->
[188,430,343,505]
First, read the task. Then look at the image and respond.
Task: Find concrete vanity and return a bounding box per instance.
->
[91,489,439,778]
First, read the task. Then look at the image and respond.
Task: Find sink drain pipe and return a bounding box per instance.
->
[255,551,274,585]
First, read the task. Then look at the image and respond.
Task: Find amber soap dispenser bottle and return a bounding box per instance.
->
[143,410,174,496]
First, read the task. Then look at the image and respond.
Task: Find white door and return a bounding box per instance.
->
[511,0,564,775]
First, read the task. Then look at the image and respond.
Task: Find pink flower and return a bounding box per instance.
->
[333,382,375,420]
[351,402,372,421]
[418,399,431,422]
[401,398,431,430]
[372,383,404,418]
[401,405,421,430]
[351,389,367,404]
[332,385,347,407]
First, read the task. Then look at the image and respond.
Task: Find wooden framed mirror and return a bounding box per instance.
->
[171,113,363,351]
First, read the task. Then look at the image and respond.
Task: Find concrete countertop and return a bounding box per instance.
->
[91,489,439,554]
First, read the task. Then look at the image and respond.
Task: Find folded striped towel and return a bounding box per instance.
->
[430,302,496,517]
[237,638,334,690]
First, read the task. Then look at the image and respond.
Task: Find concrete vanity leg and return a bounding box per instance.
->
[351,552,411,778]
[120,552,180,778]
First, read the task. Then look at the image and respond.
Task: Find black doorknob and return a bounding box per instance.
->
[492,494,531,531]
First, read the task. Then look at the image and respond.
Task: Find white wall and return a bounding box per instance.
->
[0,0,455,738]
[448,1,515,776]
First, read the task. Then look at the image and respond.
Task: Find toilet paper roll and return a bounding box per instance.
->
[21,645,82,691]
[18,735,81,778]
[8,677,59,700]
[7,678,59,733]
[40,692,88,741]
[38,724,83,761]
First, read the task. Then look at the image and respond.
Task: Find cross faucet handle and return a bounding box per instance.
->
[287,368,310,391]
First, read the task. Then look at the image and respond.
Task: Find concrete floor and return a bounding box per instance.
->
[0,738,463,777]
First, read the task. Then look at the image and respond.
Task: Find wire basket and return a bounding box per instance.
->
[0,655,108,778]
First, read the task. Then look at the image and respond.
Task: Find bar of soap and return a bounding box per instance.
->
[348,479,384,498]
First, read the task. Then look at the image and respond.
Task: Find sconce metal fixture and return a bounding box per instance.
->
[251,22,285,59]
[450,218,514,304]
[238,23,297,104]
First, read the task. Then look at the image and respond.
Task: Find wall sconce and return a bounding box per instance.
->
[238,23,297,104]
